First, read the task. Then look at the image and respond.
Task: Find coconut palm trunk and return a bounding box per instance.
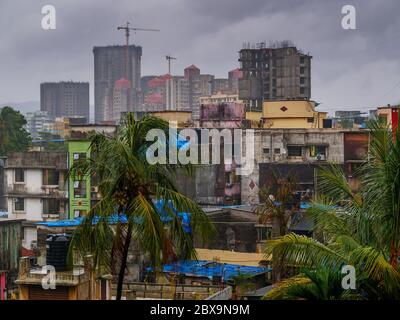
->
[68,114,214,300]
[116,221,133,300]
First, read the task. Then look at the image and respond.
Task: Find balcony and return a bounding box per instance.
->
[16,263,89,286]
[6,184,67,199]
[7,183,27,194]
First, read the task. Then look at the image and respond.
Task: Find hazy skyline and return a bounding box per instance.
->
[1,0,400,115]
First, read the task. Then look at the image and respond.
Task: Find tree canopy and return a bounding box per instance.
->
[0,106,31,156]
[264,121,400,300]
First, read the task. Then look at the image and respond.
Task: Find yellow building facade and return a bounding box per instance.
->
[149,111,193,127]
[245,100,327,129]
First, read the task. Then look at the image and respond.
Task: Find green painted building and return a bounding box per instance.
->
[67,140,91,219]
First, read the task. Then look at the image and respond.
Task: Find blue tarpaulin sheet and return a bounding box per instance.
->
[37,199,191,233]
[147,260,271,281]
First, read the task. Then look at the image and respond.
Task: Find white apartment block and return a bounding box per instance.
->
[3,152,68,250]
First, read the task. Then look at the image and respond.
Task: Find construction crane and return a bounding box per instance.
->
[117,22,160,78]
[165,55,177,75]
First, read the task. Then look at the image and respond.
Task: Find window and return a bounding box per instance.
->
[257,225,272,242]
[300,77,305,85]
[15,169,25,183]
[307,117,314,123]
[14,197,24,211]
[310,146,327,157]
[73,153,86,163]
[74,210,87,218]
[300,67,305,75]
[73,180,87,198]
[300,56,305,64]
[300,87,305,94]
[274,148,281,154]
[287,146,302,157]
[43,169,59,186]
[43,199,60,215]
[263,147,270,154]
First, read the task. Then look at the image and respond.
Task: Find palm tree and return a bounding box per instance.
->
[68,114,214,300]
[263,265,362,300]
[256,171,300,238]
[264,121,400,299]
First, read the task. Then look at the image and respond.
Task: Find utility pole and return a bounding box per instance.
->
[165,55,177,110]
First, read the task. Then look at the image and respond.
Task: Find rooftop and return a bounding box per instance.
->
[151,260,271,281]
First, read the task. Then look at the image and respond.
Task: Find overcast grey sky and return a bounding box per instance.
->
[1,0,400,114]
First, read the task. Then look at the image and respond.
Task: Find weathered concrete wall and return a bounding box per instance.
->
[241,129,345,204]
[175,165,225,205]
[0,219,22,290]
[5,152,67,170]
[195,210,258,253]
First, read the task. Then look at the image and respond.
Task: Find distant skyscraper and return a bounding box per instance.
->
[166,76,190,111]
[213,78,230,94]
[140,66,241,117]
[184,65,214,119]
[93,45,142,123]
[142,75,168,112]
[228,68,243,93]
[111,78,131,122]
[40,82,89,119]
[238,42,312,111]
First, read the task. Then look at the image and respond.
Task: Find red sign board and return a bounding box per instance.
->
[392,108,399,134]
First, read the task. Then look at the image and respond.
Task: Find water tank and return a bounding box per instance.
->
[46,233,71,271]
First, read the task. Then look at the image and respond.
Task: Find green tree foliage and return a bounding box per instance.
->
[263,265,363,300]
[256,172,300,238]
[264,120,400,300]
[68,114,215,300]
[0,106,31,155]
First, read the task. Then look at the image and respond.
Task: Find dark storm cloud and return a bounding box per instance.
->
[0,0,400,114]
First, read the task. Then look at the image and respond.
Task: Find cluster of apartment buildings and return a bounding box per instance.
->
[2,40,400,300]
[139,66,242,119]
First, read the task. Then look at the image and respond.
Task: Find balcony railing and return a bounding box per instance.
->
[7,183,27,193]
[17,267,89,285]
[7,184,67,198]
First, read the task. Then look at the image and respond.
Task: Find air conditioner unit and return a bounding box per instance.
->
[91,186,99,193]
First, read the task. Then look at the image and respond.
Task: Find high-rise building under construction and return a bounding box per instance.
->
[93,45,142,123]
[238,41,312,111]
